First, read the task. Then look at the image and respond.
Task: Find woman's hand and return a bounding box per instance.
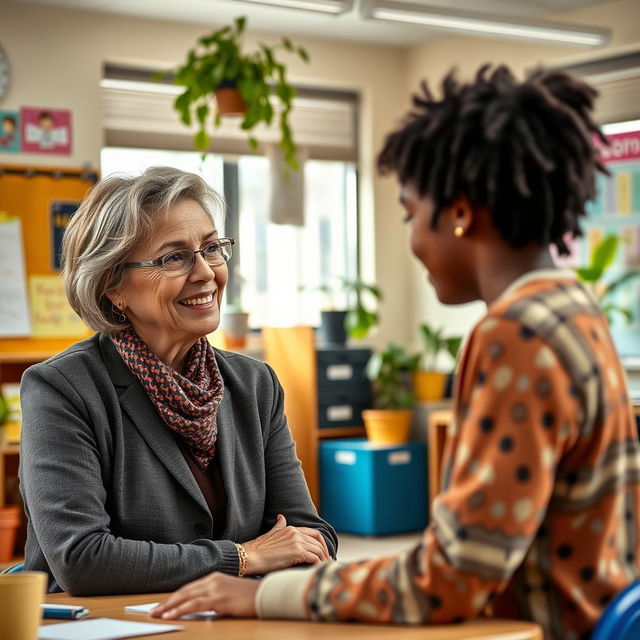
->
[151,572,259,620]
[243,513,331,575]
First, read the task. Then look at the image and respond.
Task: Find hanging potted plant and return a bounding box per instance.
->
[170,16,309,169]
[414,323,461,402]
[362,344,420,444]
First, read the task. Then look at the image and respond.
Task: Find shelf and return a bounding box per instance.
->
[318,427,365,439]
[1,444,19,456]
[0,336,89,363]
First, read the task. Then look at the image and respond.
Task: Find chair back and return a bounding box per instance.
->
[0,561,24,575]
[592,580,640,640]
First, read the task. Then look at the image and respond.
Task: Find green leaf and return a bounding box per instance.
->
[446,336,462,360]
[235,16,246,34]
[194,129,210,151]
[589,235,620,280]
[283,37,293,51]
[575,266,598,282]
[297,47,310,63]
[248,136,259,151]
[174,90,193,126]
[603,269,640,298]
[196,103,209,125]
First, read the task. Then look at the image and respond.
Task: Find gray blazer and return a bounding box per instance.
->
[19,333,336,595]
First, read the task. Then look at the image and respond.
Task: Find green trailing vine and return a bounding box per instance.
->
[171,17,309,169]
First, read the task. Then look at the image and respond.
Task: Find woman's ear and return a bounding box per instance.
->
[449,195,475,238]
[105,288,125,309]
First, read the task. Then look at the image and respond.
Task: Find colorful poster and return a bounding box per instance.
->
[0,110,19,152]
[29,274,86,337]
[21,106,72,155]
[50,201,79,270]
[582,130,640,356]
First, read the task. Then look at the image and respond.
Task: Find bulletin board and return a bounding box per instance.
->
[0,165,98,360]
[582,131,640,357]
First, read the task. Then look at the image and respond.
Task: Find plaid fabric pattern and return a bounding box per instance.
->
[111,327,224,469]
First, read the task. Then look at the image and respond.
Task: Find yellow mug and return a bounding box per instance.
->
[0,571,47,640]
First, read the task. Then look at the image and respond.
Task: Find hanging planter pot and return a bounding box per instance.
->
[215,81,246,117]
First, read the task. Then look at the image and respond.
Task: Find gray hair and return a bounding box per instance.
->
[62,166,226,333]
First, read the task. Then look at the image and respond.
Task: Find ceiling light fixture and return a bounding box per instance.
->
[233,0,353,15]
[362,0,610,47]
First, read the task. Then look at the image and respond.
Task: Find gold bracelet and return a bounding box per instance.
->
[235,543,248,577]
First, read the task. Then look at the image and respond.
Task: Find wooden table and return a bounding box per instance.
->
[43,592,543,639]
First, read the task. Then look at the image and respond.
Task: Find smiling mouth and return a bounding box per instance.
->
[179,293,214,306]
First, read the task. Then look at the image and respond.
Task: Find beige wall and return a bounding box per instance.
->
[404,0,640,344]
[3,0,640,350]
[1,1,414,348]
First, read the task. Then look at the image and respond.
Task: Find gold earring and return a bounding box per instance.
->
[454,226,465,238]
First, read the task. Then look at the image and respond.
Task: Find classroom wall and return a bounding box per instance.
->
[3,0,640,353]
[0,1,415,349]
[404,0,640,347]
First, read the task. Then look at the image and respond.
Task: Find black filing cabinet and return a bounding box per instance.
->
[316,347,373,429]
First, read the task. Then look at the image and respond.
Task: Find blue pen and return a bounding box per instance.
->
[42,604,90,619]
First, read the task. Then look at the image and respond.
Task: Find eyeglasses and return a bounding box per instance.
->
[124,238,235,277]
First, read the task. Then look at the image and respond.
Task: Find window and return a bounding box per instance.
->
[100,147,357,327]
[236,156,358,327]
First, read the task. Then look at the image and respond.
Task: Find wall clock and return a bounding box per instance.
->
[0,45,10,102]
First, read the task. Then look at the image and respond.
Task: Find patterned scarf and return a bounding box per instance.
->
[111,326,224,469]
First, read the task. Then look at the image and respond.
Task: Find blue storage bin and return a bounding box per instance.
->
[319,438,427,536]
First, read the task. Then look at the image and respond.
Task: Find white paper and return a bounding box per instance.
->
[0,217,31,337]
[125,602,220,620]
[38,617,182,639]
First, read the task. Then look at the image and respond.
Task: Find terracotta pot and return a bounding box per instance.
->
[362,409,413,445]
[413,371,447,402]
[0,505,21,562]
[215,87,246,116]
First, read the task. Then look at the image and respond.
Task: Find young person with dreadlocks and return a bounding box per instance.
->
[151,65,640,639]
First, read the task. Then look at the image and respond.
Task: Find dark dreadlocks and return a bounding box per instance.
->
[377,65,608,256]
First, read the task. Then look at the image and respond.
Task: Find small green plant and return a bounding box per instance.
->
[170,16,309,169]
[419,323,462,371]
[365,344,420,410]
[314,277,382,340]
[576,234,640,324]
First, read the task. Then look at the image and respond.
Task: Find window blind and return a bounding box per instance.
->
[101,64,359,161]
[559,50,640,125]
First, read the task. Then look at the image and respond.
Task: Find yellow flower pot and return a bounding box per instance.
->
[362,409,413,445]
[413,371,447,402]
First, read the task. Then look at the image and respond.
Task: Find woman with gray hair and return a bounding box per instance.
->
[18,166,336,595]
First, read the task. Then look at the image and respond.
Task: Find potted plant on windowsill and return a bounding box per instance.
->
[414,323,462,402]
[313,277,382,346]
[362,344,420,444]
[170,16,309,169]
